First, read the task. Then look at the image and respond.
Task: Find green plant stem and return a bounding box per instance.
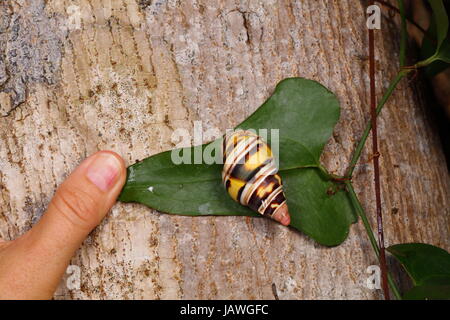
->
[415,53,439,68]
[346,182,378,254]
[346,51,437,178]
[346,71,408,177]
[397,0,407,67]
[345,181,402,300]
[344,70,408,299]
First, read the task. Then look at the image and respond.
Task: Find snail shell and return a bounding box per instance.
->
[222,130,291,226]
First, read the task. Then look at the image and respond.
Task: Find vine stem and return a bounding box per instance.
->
[345,181,402,300]
[341,1,412,299]
[339,0,441,300]
[397,0,407,67]
[341,53,435,300]
[345,71,407,178]
[367,8,390,299]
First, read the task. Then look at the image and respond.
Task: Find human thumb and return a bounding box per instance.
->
[0,151,126,299]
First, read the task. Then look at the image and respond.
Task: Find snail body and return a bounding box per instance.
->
[222,130,291,226]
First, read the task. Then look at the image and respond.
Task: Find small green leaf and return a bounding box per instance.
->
[436,40,450,62]
[388,243,450,286]
[428,0,449,49]
[420,12,450,76]
[388,243,450,300]
[119,78,357,246]
[402,275,450,300]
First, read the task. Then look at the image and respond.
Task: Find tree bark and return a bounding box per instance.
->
[0,0,448,299]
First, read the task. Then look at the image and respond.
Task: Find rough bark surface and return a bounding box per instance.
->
[0,0,449,299]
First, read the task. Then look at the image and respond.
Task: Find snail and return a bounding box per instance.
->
[222,130,291,226]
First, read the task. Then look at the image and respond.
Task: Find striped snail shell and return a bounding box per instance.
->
[222,130,291,226]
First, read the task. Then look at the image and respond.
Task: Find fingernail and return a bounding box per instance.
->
[86,153,122,192]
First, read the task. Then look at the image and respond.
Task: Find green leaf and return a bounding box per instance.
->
[402,276,450,300]
[388,243,450,299]
[388,243,450,285]
[119,146,254,217]
[282,168,356,245]
[429,0,449,49]
[237,78,341,168]
[436,40,450,62]
[420,12,450,76]
[417,1,450,72]
[119,78,357,246]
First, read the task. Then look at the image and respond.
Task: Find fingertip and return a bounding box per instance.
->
[99,150,127,187]
[96,150,126,173]
[85,150,126,192]
[90,150,127,178]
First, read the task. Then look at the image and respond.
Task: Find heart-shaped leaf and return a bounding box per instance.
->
[237,78,341,169]
[388,243,450,300]
[119,78,357,246]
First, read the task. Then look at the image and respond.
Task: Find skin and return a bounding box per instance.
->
[0,151,126,299]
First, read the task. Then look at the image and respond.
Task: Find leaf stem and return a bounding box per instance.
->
[415,53,439,68]
[345,181,402,300]
[345,71,407,177]
[397,0,407,67]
